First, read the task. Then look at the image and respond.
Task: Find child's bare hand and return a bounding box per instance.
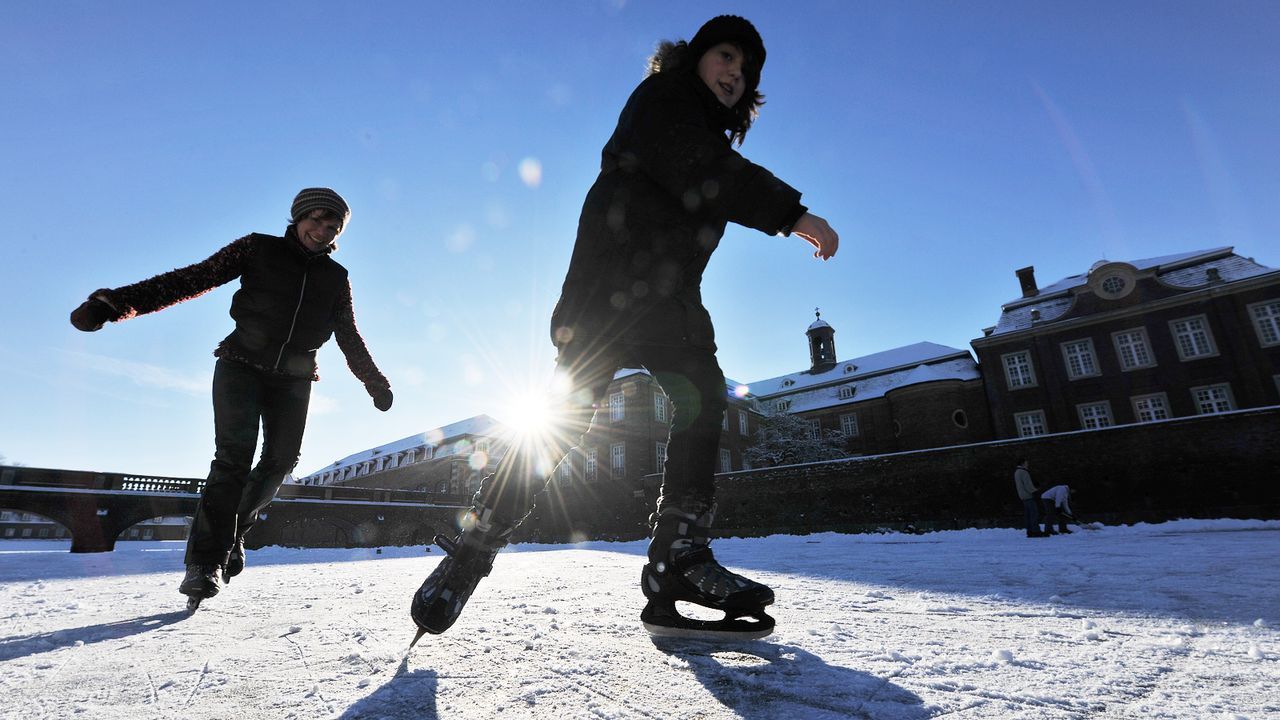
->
[792,212,839,260]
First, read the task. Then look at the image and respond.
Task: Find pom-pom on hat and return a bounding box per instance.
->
[688,15,766,81]
[291,187,351,228]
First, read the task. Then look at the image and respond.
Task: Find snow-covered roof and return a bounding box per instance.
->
[988,247,1277,337]
[306,414,506,476]
[746,341,975,399]
[755,357,980,415]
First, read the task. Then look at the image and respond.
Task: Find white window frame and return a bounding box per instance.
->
[1076,401,1114,430]
[774,399,791,413]
[609,391,625,422]
[1248,300,1280,347]
[1112,327,1156,371]
[718,448,732,473]
[806,419,821,440]
[839,413,859,437]
[1169,315,1218,361]
[1060,338,1100,380]
[610,442,625,478]
[1002,351,1037,389]
[1131,393,1171,423]
[738,410,749,435]
[721,410,729,431]
[655,442,667,474]
[585,447,597,482]
[653,393,668,423]
[838,386,854,400]
[1014,410,1047,438]
[1191,384,1235,414]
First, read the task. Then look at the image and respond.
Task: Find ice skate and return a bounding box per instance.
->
[640,505,775,641]
[409,506,513,642]
[179,564,223,612]
[223,536,246,583]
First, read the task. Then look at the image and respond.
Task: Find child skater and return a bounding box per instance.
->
[70,188,393,610]
[411,16,839,641]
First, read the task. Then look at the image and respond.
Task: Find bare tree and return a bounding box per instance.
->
[744,412,849,468]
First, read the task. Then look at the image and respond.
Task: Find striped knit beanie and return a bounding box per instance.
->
[291,187,351,228]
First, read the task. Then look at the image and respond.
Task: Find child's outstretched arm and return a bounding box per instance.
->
[70,236,255,331]
[790,212,839,261]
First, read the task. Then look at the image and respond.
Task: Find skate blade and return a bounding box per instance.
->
[185,596,202,613]
[409,626,429,648]
[643,620,773,641]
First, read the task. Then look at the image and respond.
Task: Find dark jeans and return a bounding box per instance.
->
[185,358,311,565]
[474,340,728,528]
[1022,498,1041,536]
[1041,500,1069,534]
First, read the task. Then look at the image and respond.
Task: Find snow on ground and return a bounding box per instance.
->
[1,519,1277,719]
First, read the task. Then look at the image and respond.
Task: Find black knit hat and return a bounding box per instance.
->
[291,187,351,228]
[688,15,766,80]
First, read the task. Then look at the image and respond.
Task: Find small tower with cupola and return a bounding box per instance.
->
[806,308,837,373]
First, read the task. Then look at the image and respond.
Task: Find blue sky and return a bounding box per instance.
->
[2,1,1276,478]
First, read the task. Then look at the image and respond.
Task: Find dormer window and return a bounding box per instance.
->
[782,379,795,387]
[838,386,855,400]
[1087,261,1137,300]
[844,364,856,374]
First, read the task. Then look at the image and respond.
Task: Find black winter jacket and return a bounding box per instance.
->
[92,230,388,387]
[550,68,806,351]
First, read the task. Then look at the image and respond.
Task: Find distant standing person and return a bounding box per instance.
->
[410,16,839,642]
[1014,459,1045,538]
[70,188,393,610]
[1040,484,1075,535]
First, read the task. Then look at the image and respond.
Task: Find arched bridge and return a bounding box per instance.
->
[0,465,468,553]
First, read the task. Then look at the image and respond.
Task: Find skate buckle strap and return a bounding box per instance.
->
[434,533,460,556]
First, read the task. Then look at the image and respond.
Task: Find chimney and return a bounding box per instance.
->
[1016,266,1038,298]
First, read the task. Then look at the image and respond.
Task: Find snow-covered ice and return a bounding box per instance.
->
[1,519,1277,719]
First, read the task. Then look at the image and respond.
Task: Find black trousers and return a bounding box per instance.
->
[185,358,311,565]
[474,340,728,528]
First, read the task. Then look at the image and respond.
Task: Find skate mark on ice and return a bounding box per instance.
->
[282,625,334,711]
[184,659,211,706]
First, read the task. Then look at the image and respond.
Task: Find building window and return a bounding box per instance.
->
[610,442,625,478]
[1077,401,1114,430]
[1191,384,1235,414]
[558,458,572,481]
[1002,351,1037,389]
[952,409,969,428]
[585,447,597,482]
[1132,393,1171,423]
[838,386,855,400]
[774,399,791,413]
[721,411,729,431]
[1170,315,1218,360]
[805,419,821,440]
[738,411,749,436]
[609,392,625,422]
[1113,328,1156,370]
[839,413,859,437]
[654,393,668,423]
[1014,410,1047,438]
[655,442,667,474]
[718,448,732,473]
[1060,339,1100,380]
[1249,300,1280,347]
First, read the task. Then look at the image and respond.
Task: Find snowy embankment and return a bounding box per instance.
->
[1,519,1277,719]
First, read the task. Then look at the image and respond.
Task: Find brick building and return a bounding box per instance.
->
[971,247,1280,438]
[744,312,992,456]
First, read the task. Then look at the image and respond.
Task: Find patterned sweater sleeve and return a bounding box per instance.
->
[92,235,256,320]
[332,280,390,392]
